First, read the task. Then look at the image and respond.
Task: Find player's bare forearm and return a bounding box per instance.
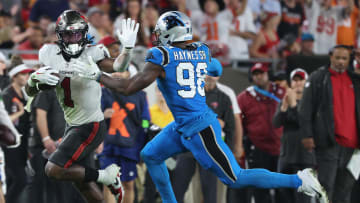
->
[100,62,163,95]
[25,83,40,97]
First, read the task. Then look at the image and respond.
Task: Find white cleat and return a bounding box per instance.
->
[297,168,329,203]
[108,170,124,203]
[99,164,121,185]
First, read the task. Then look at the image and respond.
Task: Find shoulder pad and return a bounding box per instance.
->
[145,47,169,66]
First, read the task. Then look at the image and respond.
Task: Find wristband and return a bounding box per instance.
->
[42,136,50,142]
[122,47,133,54]
[96,71,103,82]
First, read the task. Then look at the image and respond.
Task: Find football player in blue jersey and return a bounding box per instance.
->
[73,11,328,203]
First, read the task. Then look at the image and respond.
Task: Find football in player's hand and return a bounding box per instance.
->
[0,124,15,146]
[37,72,60,91]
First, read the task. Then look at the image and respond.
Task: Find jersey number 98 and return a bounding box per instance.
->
[176,62,207,98]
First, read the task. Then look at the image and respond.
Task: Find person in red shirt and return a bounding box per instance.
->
[16,26,44,60]
[237,63,285,203]
[249,11,281,59]
[299,45,360,203]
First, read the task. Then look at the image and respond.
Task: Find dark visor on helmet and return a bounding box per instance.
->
[60,30,84,44]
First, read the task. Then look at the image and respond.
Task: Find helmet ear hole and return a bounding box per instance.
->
[164,34,170,38]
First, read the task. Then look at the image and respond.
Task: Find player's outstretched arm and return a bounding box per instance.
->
[100,62,163,95]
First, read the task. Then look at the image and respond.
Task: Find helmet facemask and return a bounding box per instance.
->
[57,29,88,56]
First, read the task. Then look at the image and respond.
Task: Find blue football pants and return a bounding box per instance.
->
[140,120,302,203]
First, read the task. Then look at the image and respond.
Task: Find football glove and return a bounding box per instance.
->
[116,18,139,48]
[28,66,59,87]
[71,56,102,81]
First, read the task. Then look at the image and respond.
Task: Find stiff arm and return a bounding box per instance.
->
[99,62,164,95]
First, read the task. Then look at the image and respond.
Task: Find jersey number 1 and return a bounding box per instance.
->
[177,62,207,98]
[61,77,74,108]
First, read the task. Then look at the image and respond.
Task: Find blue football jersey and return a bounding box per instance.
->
[145,42,219,136]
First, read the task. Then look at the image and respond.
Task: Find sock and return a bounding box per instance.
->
[231,168,301,189]
[84,167,99,182]
[97,170,107,184]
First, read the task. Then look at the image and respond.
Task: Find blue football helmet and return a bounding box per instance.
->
[153,11,192,46]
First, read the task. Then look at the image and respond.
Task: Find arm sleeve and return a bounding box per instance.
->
[299,77,315,138]
[145,47,164,66]
[207,58,222,77]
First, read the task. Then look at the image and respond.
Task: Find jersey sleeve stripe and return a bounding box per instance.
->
[157,46,170,66]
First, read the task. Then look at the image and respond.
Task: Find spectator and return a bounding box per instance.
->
[16,26,44,60]
[113,0,149,47]
[227,0,256,60]
[38,15,52,34]
[249,10,281,58]
[299,33,315,56]
[99,70,150,203]
[277,0,305,39]
[248,0,281,28]
[102,13,114,37]
[237,63,285,203]
[299,45,359,203]
[44,22,57,43]
[27,89,85,203]
[0,52,9,91]
[273,68,315,203]
[1,64,33,203]
[0,11,13,48]
[273,70,289,89]
[335,0,358,46]
[87,6,105,43]
[0,0,21,15]
[353,46,360,74]
[172,75,235,203]
[143,3,159,46]
[278,34,301,59]
[29,0,69,24]
[199,0,231,64]
[305,0,352,54]
[98,36,120,58]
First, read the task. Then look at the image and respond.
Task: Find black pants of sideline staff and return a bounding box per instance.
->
[172,153,218,203]
[316,143,356,203]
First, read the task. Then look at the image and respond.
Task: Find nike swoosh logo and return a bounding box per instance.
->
[114,177,119,186]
